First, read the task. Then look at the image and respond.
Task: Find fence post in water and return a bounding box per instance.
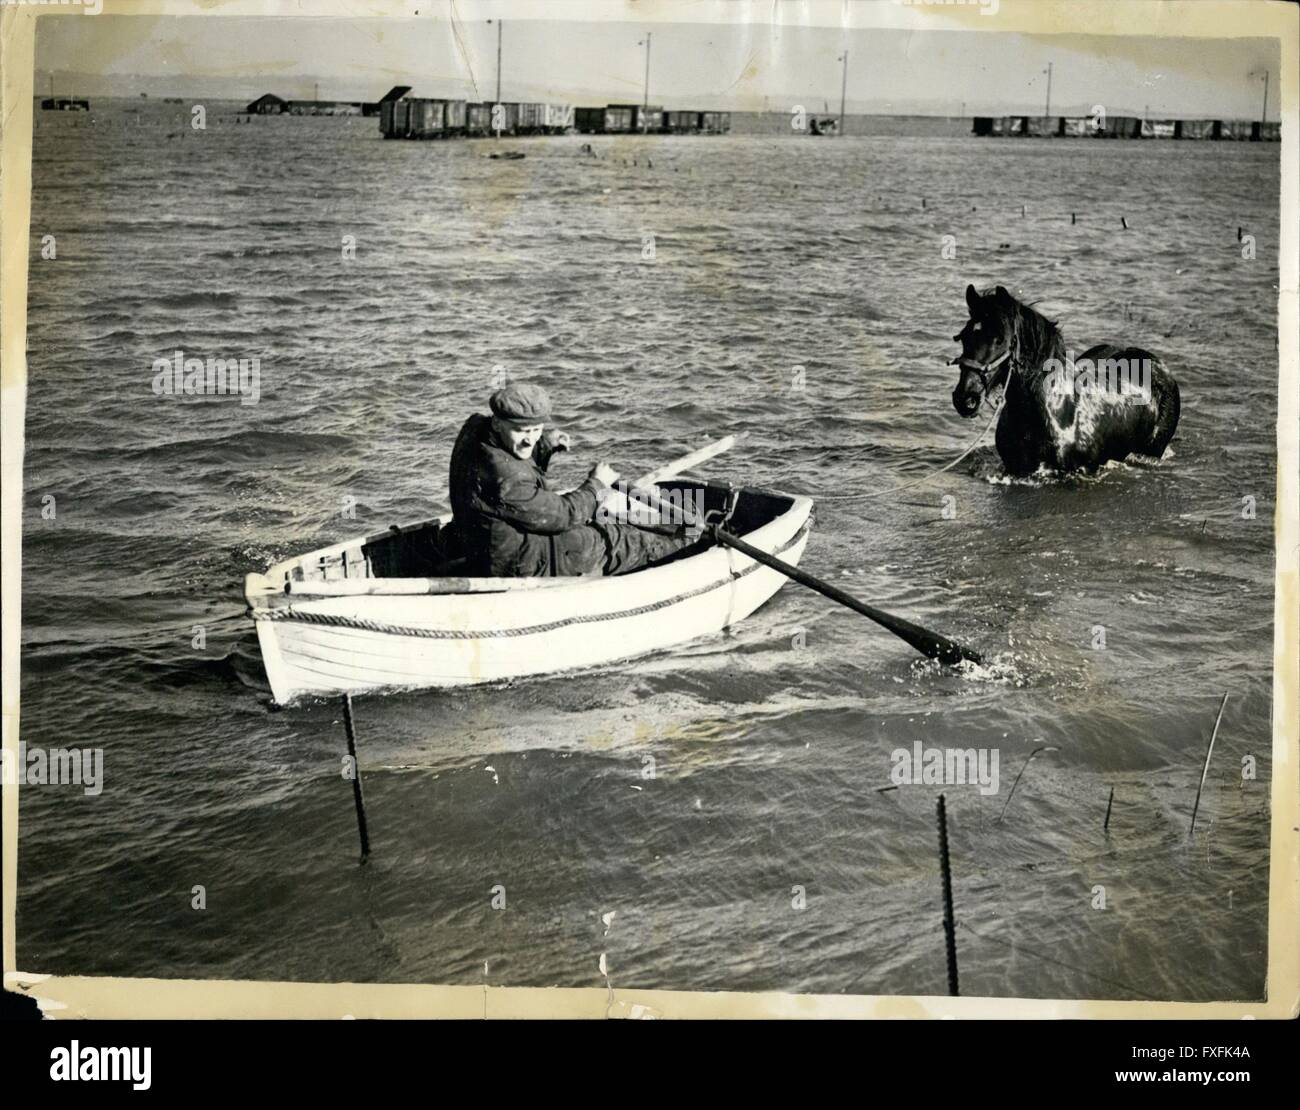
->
[937,795,959,997]
[342,694,372,861]
[1103,786,1115,834]
[1189,693,1229,838]
[1071,212,1076,224]
[1121,216,1129,229]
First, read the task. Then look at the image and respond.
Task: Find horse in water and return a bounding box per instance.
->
[950,284,1180,477]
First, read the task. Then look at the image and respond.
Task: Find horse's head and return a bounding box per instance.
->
[951,283,1017,417]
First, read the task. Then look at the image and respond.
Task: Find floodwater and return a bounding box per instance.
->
[18,101,1279,1003]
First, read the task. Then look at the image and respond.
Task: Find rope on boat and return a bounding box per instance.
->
[249,525,811,639]
[814,391,1006,501]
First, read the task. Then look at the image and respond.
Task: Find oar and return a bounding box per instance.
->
[596,434,739,533]
[560,435,738,504]
[635,434,739,487]
[709,525,983,666]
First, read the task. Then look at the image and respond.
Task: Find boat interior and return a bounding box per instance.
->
[290,479,799,584]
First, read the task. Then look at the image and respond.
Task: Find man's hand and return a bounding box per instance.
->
[541,429,570,454]
[535,428,571,469]
[590,461,619,487]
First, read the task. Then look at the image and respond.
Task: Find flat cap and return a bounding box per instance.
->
[490,383,551,424]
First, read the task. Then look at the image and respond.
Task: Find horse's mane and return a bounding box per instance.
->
[982,287,1065,371]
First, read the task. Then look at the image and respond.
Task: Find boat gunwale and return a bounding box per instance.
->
[250,483,813,605]
[253,519,813,643]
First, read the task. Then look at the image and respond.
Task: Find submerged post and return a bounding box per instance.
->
[342,694,371,861]
[937,795,959,996]
[1103,786,1115,834]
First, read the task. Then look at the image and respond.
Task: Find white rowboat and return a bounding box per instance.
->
[244,478,814,704]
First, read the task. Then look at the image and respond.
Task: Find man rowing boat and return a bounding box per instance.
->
[448,384,693,578]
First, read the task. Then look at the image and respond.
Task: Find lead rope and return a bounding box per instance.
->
[816,341,1017,503]
[814,389,1006,502]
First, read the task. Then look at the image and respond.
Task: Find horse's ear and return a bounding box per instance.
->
[965,284,981,312]
[994,285,1013,305]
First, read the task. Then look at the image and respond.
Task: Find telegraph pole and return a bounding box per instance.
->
[642,32,652,133]
[838,50,848,136]
[496,19,503,105]
[1043,62,1053,118]
[1260,70,1269,124]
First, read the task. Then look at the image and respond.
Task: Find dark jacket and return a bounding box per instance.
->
[448,414,606,577]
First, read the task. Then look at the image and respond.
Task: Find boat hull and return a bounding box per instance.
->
[248,489,812,704]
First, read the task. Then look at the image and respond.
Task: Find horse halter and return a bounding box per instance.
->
[950,345,1015,394]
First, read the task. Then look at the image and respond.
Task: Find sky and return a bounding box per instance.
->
[34,10,1282,119]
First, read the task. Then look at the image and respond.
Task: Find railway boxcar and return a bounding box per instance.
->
[545,103,575,132]
[604,104,663,132]
[391,98,412,137]
[515,102,548,133]
[467,101,493,136]
[407,98,445,138]
[604,105,635,133]
[638,105,664,132]
[575,106,605,133]
[699,110,731,134]
[1180,119,1217,140]
[1104,115,1142,138]
[443,99,468,134]
[1141,118,1177,139]
[495,102,520,134]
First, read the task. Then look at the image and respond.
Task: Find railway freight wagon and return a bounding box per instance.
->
[604,105,634,132]
[443,99,468,135]
[496,102,520,134]
[380,98,413,137]
[466,102,493,136]
[407,98,445,137]
[575,106,605,133]
[1180,119,1217,140]
[663,110,700,133]
[515,102,548,133]
[1060,116,1094,137]
[545,103,575,131]
[1141,118,1177,139]
[1102,115,1142,138]
[605,104,663,133]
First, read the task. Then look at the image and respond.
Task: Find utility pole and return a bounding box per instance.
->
[1043,62,1052,119]
[642,32,652,133]
[838,50,848,136]
[496,19,503,105]
[1260,70,1269,124]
